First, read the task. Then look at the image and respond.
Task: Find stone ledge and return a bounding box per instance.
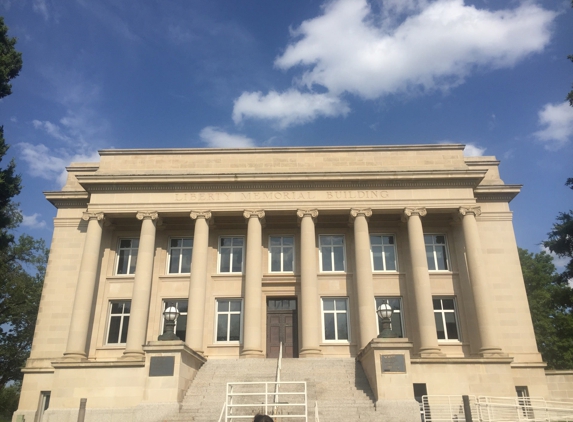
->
[51,359,145,369]
[411,357,514,364]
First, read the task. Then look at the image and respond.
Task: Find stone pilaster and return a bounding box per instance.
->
[123,211,159,360]
[403,207,442,357]
[350,208,378,350]
[63,212,105,360]
[459,206,503,357]
[297,209,322,357]
[241,210,265,358]
[185,211,212,354]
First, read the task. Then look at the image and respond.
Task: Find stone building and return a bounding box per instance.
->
[13,144,570,421]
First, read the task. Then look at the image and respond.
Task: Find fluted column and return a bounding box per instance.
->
[241,210,265,358]
[403,207,442,357]
[63,212,105,360]
[123,211,158,360]
[297,209,322,357]
[459,206,503,357]
[186,211,212,353]
[350,208,378,350]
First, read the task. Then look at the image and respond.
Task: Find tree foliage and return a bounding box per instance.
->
[0,16,22,100]
[519,248,573,369]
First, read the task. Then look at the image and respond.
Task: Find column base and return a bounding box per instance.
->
[479,347,507,358]
[61,352,88,361]
[418,348,445,358]
[121,351,146,361]
[240,349,264,358]
[299,348,322,358]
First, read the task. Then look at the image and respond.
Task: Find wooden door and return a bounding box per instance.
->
[266,298,298,358]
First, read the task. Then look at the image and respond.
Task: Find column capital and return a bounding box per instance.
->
[458,206,481,217]
[136,211,159,221]
[81,212,105,222]
[350,208,372,219]
[243,209,265,219]
[190,210,212,220]
[402,207,427,221]
[296,209,319,219]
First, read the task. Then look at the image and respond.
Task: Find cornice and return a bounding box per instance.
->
[44,191,89,209]
[474,185,521,203]
[75,170,487,193]
[98,144,466,156]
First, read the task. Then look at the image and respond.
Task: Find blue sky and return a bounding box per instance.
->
[0,0,572,266]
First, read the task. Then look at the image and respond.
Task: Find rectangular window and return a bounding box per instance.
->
[116,238,139,275]
[161,300,188,341]
[107,301,130,344]
[269,236,294,272]
[370,235,397,271]
[322,298,349,341]
[433,298,460,341]
[319,235,346,272]
[219,237,244,273]
[375,297,404,338]
[168,238,193,274]
[424,234,449,271]
[216,299,242,342]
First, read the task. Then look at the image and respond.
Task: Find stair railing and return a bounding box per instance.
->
[314,401,320,422]
[273,341,283,415]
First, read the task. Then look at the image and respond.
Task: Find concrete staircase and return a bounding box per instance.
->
[168,358,377,422]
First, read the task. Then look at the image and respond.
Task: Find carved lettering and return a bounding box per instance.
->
[173,190,389,202]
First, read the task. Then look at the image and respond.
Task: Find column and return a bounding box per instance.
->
[403,207,442,357]
[63,212,105,360]
[459,206,503,356]
[350,208,378,350]
[186,211,212,353]
[123,211,158,360]
[241,210,265,358]
[297,209,322,357]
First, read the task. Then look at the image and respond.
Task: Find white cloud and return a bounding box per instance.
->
[10,116,17,123]
[33,0,49,20]
[533,101,573,150]
[275,0,555,99]
[33,119,71,142]
[199,127,256,148]
[232,90,350,128]
[463,143,486,156]
[21,213,47,229]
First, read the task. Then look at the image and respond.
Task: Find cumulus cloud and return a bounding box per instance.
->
[463,143,486,156]
[21,213,47,229]
[233,90,349,128]
[199,126,256,148]
[232,0,555,127]
[533,101,573,150]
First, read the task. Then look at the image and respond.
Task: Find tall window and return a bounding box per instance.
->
[216,299,242,342]
[269,236,294,272]
[370,235,397,271]
[320,235,345,272]
[375,297,404,338]
[219,237,244,273]
[107,301,130,344]
[168,238,193,274]
[424,234,449,271]
[433,298,460,341]
[116,239,139,275]
[322,298,349,341]
[161,300,188,341]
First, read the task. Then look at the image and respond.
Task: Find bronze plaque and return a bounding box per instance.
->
[149,356,175,377]
[381,354,406,373]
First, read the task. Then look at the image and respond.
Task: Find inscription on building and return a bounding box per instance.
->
[381,354,406,373]
[175,190,389,202]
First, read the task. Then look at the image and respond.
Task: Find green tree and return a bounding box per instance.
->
[0,16,22,100]
[519,248,573,369]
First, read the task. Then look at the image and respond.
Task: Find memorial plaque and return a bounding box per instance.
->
[149,356,175,377]
[381,354,406,373]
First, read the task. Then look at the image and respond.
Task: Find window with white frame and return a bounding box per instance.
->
[168,238,193,274]
[116,239,139,275]
[161,299,188,341]
[319,235,345,272]
[322,298,349,341]
[269,236,294,272]
[433,298,460,341]
[106,301,130,344]
[375,297,404,338]
[370,235,397,271]
[219,237,244,273]
[424,234,449,271]
[216,299,242,342]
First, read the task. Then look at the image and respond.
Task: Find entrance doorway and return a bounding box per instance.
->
[266,298,298,358]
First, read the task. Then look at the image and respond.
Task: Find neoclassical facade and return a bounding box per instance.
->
[15,144,564,421]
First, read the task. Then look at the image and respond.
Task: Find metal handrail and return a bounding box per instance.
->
[314,401,320,422]
[273,341,283,415]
